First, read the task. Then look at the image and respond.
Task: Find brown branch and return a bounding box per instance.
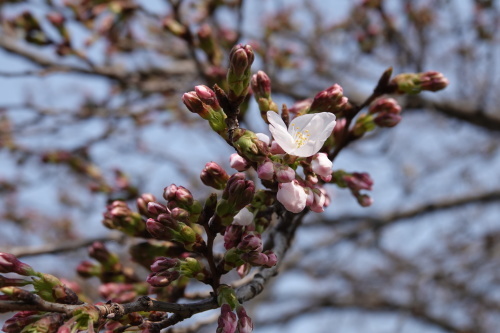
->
[2,233,124,258]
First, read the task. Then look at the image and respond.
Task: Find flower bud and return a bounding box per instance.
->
[237,233,263,252]
[146,270,180,287]
[0,253,36,276]
[276,180,307,213]
[102,201,145,236]
[357,193,374,207]
[390,71,449,94]
[369,97,401,114]
[201,162,229,190]
[136,193,156,217]
[241,251,277,267]
[150,257,179,273]
[217,304,237,333]
[224,225,243,250]
[274,163,295,183]
[229,153,250,171]
[182,91,209,117]
[257,161,274,181]
[147,202,169,216]
[223,174,255,211]
[2,311,41,333]
[311,153,333,182]
[309,84,348,114]
[250,71,271,99]
[163,184,194,207]
[419,71,449,92]
[236,306,254,333]
[352,113,376,137]
[76,261,101,278]
[227,44,254,101]
[288,98,312,116]
[343,172,373,191]
[20,313,64,333]
[374,112,402,127]
[232,128,269,163]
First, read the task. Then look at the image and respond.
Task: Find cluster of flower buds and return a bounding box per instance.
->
[223,226,277,270]
[0,252,80,306]
[216,173,255,226]
[390,71,449,94]
[369,97,402,127]
[145,194,204,252]
[251,71,279,120]
[102,200,146,237]
[3,312,65,333]
[183,85,228,138]
[216,304,254,333]
[227,44,254,103]
[146,256,208,287]
[77,242,134,284]
[332,170,374,207]
[309,84,349,114]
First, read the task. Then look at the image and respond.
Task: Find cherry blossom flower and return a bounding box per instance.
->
[267,111,336,157]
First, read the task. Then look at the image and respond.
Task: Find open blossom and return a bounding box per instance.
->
[277,180,307,213]
[267,111,336,157]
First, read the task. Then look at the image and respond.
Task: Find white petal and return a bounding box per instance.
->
[233,207,254,226]
[256,133,270,145]
[267,111,295,153]
[289,112,336,157]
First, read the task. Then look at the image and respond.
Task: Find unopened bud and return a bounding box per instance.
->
[229,153,250,171]
[232,129,269,163]
[0,253,36,276]
[217,304,237,333]
[309,84,348,114]
[201,162,229,190]
[369,97,401,114]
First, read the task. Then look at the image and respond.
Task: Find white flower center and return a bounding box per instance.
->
[290,123,311,148]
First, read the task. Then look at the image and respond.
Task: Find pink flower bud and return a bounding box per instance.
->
[309,188,327,213]
[344,172,373,191]
[276,180,307,213]
[288,98,312,116]
[201,162,229,190]
[369,97,401,114]
[147,202,169,216]
[374,112,402,127]
[310,84,348,114]
[0,253,35,276]
[419,71,449,92]
[237,233,263,252]
[357,194,374,207]
[274,164,295,183]
[217,304,237,333]
[311,153,333,182]
[257,161,274,180]
[229,153,249,171]
[250,71,272,99]
[236,306,254,333]
[224,225,243,250]
[136,193,156,217]
[194,85,217,105]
